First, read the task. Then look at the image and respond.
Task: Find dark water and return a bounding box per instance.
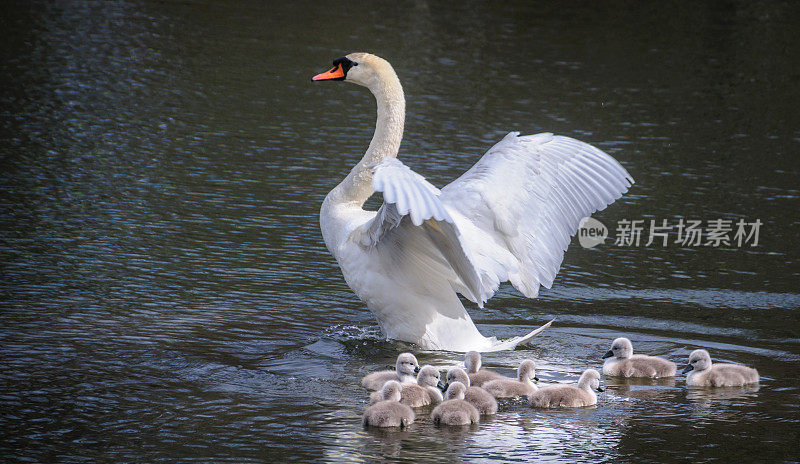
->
[2,1,799,462]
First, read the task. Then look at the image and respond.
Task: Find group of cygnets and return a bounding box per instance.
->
[362,337,760,428]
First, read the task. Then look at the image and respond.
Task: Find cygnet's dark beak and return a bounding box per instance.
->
[602,350,614,359]
[682,364,693,374]
[414,365,420,373]
[437,381,447,392]
[596,386,605,392]
[533,376,540,382]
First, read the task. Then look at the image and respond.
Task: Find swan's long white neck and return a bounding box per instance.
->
[330,68,405,207]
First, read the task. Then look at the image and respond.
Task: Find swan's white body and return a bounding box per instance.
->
[317,53,633,352]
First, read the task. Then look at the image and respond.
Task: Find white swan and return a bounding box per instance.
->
[314,52,633,352]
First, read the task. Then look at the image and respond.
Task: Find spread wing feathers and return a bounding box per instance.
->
[440,132,634,299]
[354,158,487,306]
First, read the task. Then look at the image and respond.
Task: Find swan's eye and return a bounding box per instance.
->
[352,62,359,66]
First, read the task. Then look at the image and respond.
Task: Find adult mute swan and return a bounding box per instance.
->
[313,52,633,352]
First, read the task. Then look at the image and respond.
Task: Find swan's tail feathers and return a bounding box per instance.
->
[484,319,554,352]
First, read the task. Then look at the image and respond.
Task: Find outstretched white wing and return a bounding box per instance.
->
[440,132,634,300]
[352,158,488,307]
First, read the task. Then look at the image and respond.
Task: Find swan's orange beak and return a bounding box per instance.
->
[312,64,345,81]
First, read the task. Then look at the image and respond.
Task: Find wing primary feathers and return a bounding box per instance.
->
[361,134,632,308]
[440,132,633,300]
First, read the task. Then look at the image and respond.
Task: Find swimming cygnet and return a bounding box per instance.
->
[369,365,444,407]
[482,360,539,399]
[363,380,415,428]
[445,367,498,415]
[602,337,677,378]
[361,353,420,390]
[431,382,480,426]
[529,369,603,408]
[682,349,759,387]
[464,351,504,387]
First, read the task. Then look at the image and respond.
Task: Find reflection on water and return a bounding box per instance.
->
[2,0,799,462]
[605,375,678,396]
[685,384,761,408]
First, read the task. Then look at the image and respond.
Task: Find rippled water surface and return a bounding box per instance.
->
[2,1,799,462]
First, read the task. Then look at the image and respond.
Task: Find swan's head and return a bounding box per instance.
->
[464,351,481,374]
[518,360,539,384]
[578,369,604,392]
[683,349,712,374]
[417,365,443,389]
[381,380,403,402]
[312,52,396,89]
[603,337,633,360]
[445,381,467,401]
[444,367,471,391]
[396,352,420,377]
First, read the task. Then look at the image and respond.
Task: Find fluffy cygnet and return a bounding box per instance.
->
[464,351,504,387]
[445,367,498,415]
[602,337,677,378]
[431,382,480,426]
[369,365,444,407]
[529,369,603,408]
[363,380,415,427]
[361,353,420,390]
[682,349,759,387]
[482,360,539,399]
